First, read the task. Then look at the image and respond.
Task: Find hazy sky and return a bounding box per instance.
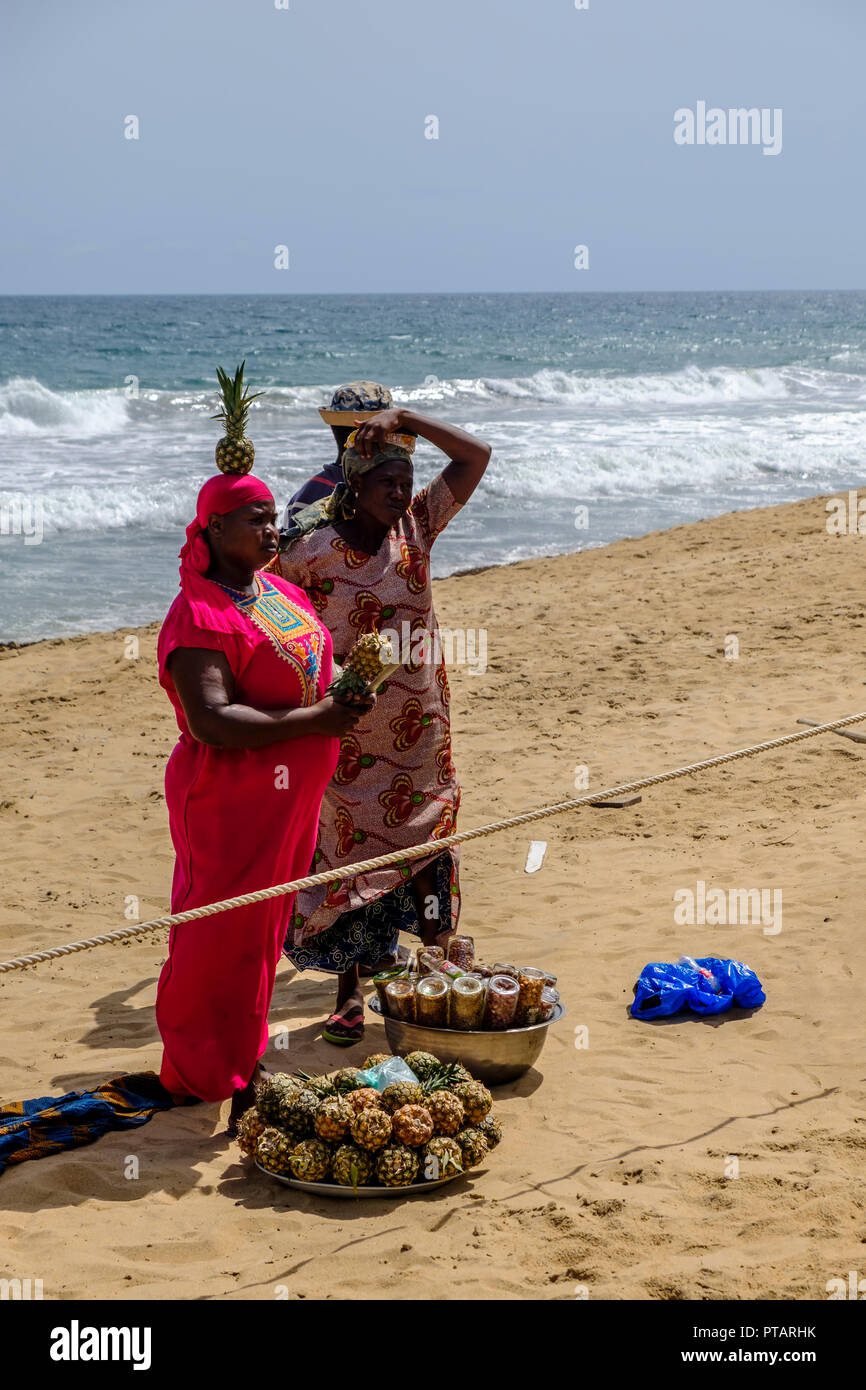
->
[1,0,862,293]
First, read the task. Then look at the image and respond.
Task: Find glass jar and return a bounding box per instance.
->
[417,946,445,977]
[450,974,486,1030]
[483,973,520,1030]
[415,975,449,1028]
[516,967,546,1026]
[539,986,560,1022]
[385,978,416,1023]
[372,967,407,1010]
[492,962,519,979]
[447,934,475,970]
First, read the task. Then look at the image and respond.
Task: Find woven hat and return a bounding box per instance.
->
[319,380,394,426]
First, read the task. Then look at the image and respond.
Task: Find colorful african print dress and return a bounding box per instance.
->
[275,471,464,972]
[156,573,338,1101]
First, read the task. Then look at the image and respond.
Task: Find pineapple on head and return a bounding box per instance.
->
[212,361,264,475]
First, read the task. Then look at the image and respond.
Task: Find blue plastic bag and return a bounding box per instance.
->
[630,955,765,1020]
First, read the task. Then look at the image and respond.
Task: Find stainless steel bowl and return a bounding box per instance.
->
[366,996,566,1085]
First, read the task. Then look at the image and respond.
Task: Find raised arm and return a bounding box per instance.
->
[352,408,491,505]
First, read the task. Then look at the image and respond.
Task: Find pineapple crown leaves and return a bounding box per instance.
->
[211,360,266,429]
[418,1061,464,1096]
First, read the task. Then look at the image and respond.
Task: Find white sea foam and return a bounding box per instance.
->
[0,377,129,438]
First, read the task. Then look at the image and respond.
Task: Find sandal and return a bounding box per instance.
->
[322,998,365,1047]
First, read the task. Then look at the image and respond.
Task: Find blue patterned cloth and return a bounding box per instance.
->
[285,852,452,974]
[0,1072,175,1177]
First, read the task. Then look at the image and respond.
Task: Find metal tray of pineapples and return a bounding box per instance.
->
[245,1056,501,1198]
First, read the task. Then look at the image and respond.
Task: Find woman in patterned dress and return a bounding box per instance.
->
[273,409,491,1043]
[156,473,373,1128]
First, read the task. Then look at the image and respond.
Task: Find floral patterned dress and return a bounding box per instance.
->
[275,471,464,972]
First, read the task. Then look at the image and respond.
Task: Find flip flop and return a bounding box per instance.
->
[322,999,365,1047]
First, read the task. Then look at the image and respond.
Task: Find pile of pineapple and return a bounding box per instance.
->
[238,1051,503,1190]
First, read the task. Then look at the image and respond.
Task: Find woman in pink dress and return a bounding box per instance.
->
[156,472,372,1129]
[273,409,491,1044]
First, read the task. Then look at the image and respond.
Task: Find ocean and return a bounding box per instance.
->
[1,291,865,643]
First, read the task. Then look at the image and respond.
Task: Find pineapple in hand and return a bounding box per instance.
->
[328,629,400,702]
[212,360,265,475]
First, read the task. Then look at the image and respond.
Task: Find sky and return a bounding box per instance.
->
[0,0,863,294]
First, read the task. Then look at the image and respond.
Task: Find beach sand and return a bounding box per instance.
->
[1,492,864,1301]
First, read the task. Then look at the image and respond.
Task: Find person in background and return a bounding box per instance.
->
[271,407,491,1045]
[284,381,395,523]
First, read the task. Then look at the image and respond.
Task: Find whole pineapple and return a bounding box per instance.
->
[331,1143,374,1188]
[403,1051,440,1082]
[280,1088,320,1140]
[361,1053,394,1070]
[235,1107,266,1158]
[256,1073,307,1126]
[346,1087,383,1116]
[422,1135,463,1180]
[350,1106,392,1152]
[418,1061,466,1096]
[477,1115,503,1150]
[456,1127,490,1170]
[392,1104,434,1147]
[296,1071,337,1100]
[453,1080,492,1126]
[212,361,264,475]
[288,1138,331,1182]
[381,1080,424,1114]
[376,1144,420,1188]
[313,1096,353,1142]
[256,1126,296,1175]
[426,1090,465,1136]
[330,1067,367,1095]
[328,630,396,699]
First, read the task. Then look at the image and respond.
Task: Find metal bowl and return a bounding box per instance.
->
[366,996,566,1085]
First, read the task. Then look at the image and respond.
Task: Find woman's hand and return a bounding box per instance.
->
[309,692,377,737]
[351,409,405,458]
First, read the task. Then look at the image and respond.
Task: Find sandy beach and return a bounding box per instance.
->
[1,490,864,1302]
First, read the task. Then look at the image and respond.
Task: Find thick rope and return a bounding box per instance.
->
[2,709,865,976]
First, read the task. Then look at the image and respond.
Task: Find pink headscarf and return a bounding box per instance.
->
[179,473,275,634]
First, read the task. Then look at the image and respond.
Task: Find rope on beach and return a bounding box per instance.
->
[2,708,865,976]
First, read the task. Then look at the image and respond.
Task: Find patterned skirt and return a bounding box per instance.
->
[284,851,453,974]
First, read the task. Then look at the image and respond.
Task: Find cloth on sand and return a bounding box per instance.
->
[155,473,339,1102]
[0,1073,174,1177]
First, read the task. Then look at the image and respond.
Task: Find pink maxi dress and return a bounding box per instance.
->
[155,572,339,1102]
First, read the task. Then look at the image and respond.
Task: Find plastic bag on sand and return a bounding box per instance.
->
[630,956,765,1020]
